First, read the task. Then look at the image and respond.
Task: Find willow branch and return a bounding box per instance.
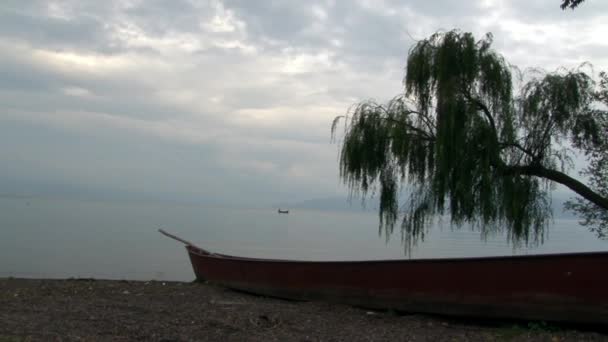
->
[498,142,536,158]
[380,115,436,141]
[463,92,498,136]
[503,164,608,210]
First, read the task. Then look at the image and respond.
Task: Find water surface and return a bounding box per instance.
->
[1,198,606,281]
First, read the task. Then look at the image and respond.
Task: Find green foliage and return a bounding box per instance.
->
[565,72,608,238]
[332,30,608,250]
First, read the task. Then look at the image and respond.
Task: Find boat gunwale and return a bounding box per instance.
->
[186,246,608,265]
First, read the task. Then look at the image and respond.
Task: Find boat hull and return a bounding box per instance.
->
[186,247,608,324]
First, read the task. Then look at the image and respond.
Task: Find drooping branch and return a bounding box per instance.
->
[499,142,535,158]
[504,164,608,210]
[463,91,498,136]
[401,110,437,133]
[380,116,435,141]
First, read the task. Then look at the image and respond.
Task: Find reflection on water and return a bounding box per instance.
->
[1,198,606,281]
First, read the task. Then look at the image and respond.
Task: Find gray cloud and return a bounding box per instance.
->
[0,11,108,50]
[1,0,607,207]
[123,0,205,34]
[0,2,123,54]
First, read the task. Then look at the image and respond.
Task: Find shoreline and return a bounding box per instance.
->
[1,277,607,341]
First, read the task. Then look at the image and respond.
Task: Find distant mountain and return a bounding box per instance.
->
[274,196,378,212]
[281,193,580,219]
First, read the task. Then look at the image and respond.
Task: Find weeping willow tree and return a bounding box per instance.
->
[332,30,608,250]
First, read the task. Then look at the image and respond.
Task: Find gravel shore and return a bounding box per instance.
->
[1,278,607,341]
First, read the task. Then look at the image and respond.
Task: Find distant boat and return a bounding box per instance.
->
[159,228,608,325]
[277,209,289,214]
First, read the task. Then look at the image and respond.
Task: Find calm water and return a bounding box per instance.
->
[1,197,606,281]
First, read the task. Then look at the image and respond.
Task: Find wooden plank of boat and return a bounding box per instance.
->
[159,229,608,325]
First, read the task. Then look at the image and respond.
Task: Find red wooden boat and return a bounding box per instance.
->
[159,229,608,324]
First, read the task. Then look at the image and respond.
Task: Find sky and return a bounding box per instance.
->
[1,0,608,207]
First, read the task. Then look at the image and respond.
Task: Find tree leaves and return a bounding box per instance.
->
[333,30,607,250]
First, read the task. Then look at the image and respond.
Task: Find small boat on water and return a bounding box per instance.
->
[159,229,608,324]
[277,209,289,214]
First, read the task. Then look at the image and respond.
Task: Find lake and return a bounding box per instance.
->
[1,197,606,281]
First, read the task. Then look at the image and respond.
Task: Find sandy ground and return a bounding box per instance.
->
[1,278,607,341]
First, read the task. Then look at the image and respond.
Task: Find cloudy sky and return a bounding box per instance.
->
[1,0,607,207]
